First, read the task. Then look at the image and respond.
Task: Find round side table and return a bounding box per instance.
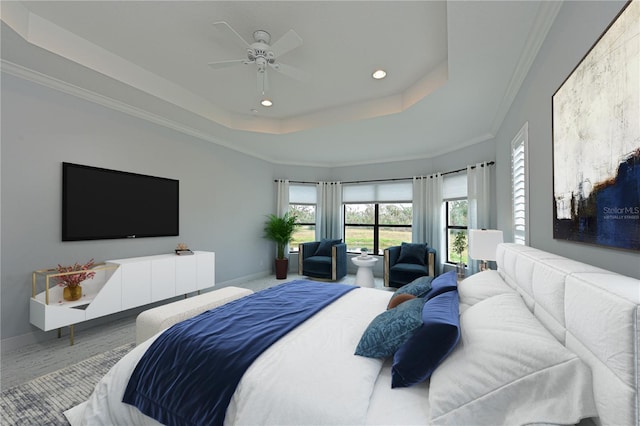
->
[351,256,378,288]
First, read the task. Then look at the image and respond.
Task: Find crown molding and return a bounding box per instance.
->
[2,60,498,169]
[490,0,563,135]
[0,60,276,163]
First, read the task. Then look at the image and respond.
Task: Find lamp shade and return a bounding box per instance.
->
[468,229,503,261]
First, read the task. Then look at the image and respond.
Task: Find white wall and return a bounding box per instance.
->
[495,0,638,279]
[1,74,277,344]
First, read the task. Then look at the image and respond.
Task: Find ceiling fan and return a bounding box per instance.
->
[208,21,308,96]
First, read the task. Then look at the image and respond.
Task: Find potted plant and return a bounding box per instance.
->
[55,258,96,301]
[452,231,467,279]
[263,212,298,279]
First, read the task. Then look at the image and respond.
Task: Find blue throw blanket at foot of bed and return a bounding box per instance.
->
[123,280,357,426]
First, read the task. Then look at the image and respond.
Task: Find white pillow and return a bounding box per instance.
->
[457,270,516,306]
[429,293,597,425]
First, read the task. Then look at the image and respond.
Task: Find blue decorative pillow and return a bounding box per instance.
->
[391,289,461,388]
[396,242,427,265]
[424,270,458,300]
[314,239,341,257]
[355,298,426,359]
[388,276,433,308]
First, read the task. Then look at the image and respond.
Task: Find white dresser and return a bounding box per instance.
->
[30,251,215,343]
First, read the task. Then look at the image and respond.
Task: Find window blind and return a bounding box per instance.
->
[289,184,317,204]
[511,123,528,245]
[342,181,412,203]
[443,173,467,200]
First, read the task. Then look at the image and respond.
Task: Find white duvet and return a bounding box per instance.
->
[65,287,403,426]
[65,275,598,426]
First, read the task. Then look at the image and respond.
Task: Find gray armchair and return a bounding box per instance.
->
[298,239,347,281]
[384,242,437,288]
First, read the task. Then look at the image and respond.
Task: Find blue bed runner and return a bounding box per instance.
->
[122,280,356,426]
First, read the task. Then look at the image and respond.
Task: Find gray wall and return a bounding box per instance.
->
[1,75,277,345]
[495,0,639,278]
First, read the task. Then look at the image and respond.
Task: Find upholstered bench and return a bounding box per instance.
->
[136,286,254,344]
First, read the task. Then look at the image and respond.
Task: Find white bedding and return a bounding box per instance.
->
[66,287,428,425]
[366,359,430,425]
[67,242,637,426]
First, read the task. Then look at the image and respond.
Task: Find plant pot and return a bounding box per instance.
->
[275,258,288,280]
[63,285,83,301]
[456,262,466,280]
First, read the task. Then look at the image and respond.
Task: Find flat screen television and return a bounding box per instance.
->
[62,162,179,241]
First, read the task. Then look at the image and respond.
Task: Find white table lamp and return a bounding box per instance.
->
[468,229,503,271]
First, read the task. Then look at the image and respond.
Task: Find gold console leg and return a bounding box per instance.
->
[57,328,61,339]
[69,324,74,346]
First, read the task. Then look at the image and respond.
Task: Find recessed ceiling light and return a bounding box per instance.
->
[372,69,387,80]
[260,99,273,107]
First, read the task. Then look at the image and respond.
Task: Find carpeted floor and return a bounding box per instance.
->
[0,342,134,425]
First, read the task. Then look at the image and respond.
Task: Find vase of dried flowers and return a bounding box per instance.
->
[56,259,95,302]
[63,285,83,301]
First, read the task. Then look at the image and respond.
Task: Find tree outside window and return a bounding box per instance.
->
[446,200,468,263]
[289,204,315,251]
[344,203,412,255]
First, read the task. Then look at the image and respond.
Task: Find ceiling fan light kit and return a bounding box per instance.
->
[372,69,387,80]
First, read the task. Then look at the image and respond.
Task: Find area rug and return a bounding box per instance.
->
[0,342,134,425]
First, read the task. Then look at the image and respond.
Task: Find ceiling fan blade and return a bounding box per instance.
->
[270,62,308,81]
[208,59,248,70]
[270,29,303,58]
[212,21,250,49]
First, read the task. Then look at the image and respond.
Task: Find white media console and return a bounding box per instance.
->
[30,251,215,344]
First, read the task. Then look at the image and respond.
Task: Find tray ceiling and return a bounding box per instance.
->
[1,1,561,166]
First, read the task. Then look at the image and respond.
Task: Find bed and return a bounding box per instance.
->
[65,243,640,425]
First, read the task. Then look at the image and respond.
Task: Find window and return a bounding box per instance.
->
[343,203,412,255]
[512,123,529,245]
[443,173,468,264]
[289,204,316,250]
[289,184,317,251]
[446,200,468,264]
[342,181,413,255]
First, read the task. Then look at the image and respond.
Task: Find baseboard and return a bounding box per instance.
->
[1,331,47,353]
[212,270,272,288]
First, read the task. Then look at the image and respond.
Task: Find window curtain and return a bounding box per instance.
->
[276,179,290,216]
[412,174,444,275]
[467,162,493,274]
[275,179,290,256]
[316,181,343,240]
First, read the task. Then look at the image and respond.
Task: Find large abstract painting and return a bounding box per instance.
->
[552,0,639,251]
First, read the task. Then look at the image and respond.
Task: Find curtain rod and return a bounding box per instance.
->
[275,161,495,185]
